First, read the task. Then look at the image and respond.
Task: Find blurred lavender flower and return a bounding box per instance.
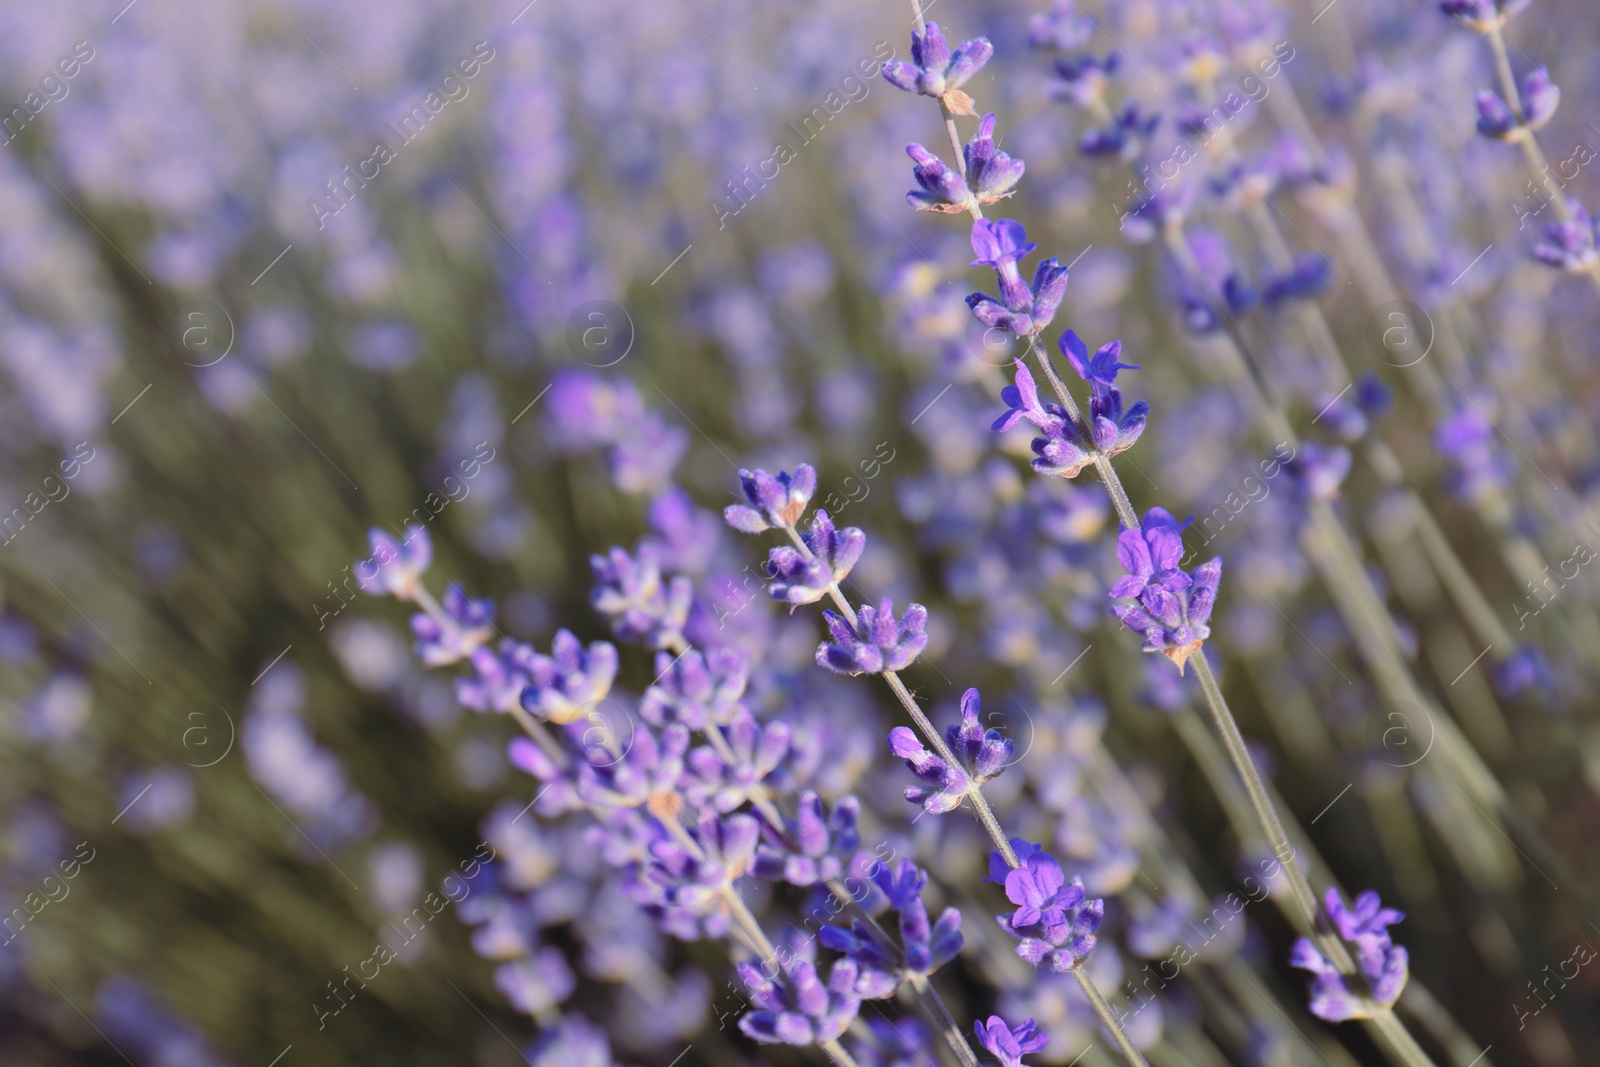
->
[1531,199,1600,273]
[1029,3,1094,51]
[1290,889,1409,1021]
[753,791,860,885]
[356,526,432,598]
[685,706,790,811]
[737,955,862,1045]
[589,544,693,648]
[1080,102,1160,159]
[975,1014,1050,1067]
[636,812,760,940]
[1475,69,1558,140]
[641,647,748,729]
[411,584,495,666]
[881,21,993,116]
[1049,52,1118,108]
[1286,444,1352,503]
[519,631,620,724]
[1439,0,1530,30]
[816,599,929,674]
[526,1015,617,1067]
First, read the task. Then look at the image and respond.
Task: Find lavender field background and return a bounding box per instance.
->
[1,0,1599,1064]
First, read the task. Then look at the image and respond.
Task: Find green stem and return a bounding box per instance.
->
[1073,967,1153,1067]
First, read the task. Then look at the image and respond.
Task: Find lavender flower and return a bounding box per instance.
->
[519,630,620,724]
[993,359,1089,478]
[1290,888,1409,1021]
[1060,331,1149,458]
[458,640,534,714]
[886,688,1012,812]
[815,599,929,675]
[1110,508,1222,673]
[637,812,761,941]
[975,1014,1050,1067]
[765,510,865,605]
[870,859,963,975]
[1531,199,1600,272]
[992,844,1103,971]
[1286,444,1352,503]
[753,790,860,885]
[724,464,817,533]
[1474,68,1558,141]
[356,526,432,598]
[737,956,862,1045]
[685,706,790,812]
[1049,52,1118,107]
[640,647,748,729]
[577,722,690,810]
[881,21,993,116]
[589,544,692,648]
[966,220,1070,337]
[1439,0,1529,31]
[1029,4,1094,52]
[411,583,495,666]
[1079,102,1160,159]
[965,114,1027,205]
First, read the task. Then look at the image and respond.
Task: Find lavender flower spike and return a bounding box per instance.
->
[1290,888,1410,1021]
[1439,0,1530,32]
[816,598,929,675]
[411,583,495,666]
[356,526,432,598]
[724,464,817,533]
[738,956,861,1045]
[881,21,993,116]
[766,509,866,605]
[1109,508,1222,674]
[975,1015,1050,1067]
[966,219,1069,337]
[1531,199,1600,273]
[886,688,1013,813]
[993,359,1094,480]
[518,630,620,724]
[994,845,1104,972]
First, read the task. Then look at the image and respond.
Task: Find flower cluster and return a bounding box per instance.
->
[992,841,1103,972]
[881,21,993,116]
[765,509,865,606]
[965,220,1070,338]
[886,688,1013,813]
[1290,889,1410,1021]
[815,599,929,675]
[1109,508,1222,674]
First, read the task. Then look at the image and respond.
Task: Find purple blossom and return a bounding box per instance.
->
[881,22,993,115]
[1290,888,1409,1021]
[724,464,818,533]
[518,630,620,724]
[1285,444,1352,503]
[993,846,1103,971]
[1059,330,1139,393]
[684,706,790,812]
[589,544,693,648]
[1029,4,1095,51]
[411,583,495,666]
[1049,52,1118,107]
[1439,0,1529,30]
[1079,102,1159,158]
[753,790,860,885]
[870,859,963,974]
[975,1015,1050,1067]
[1110,508,1222,673]
[355,526,432,598]
[906,144,972,213]
[637,812,761,940]
[965,114,1027,205]
[1531,199,1600,273]
[640,647,748,729]
[576,722,689,809]
[457,640,534,714]
[766,510,866,605]
[885,688,1013,812]
[1475,69,1557,141]
[966,220,1070,337]
[817,923,901,998]
[737,955,862,1045]
[1263,253,1333,304]
[816,599,929,675]
[992,360,1095,479]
